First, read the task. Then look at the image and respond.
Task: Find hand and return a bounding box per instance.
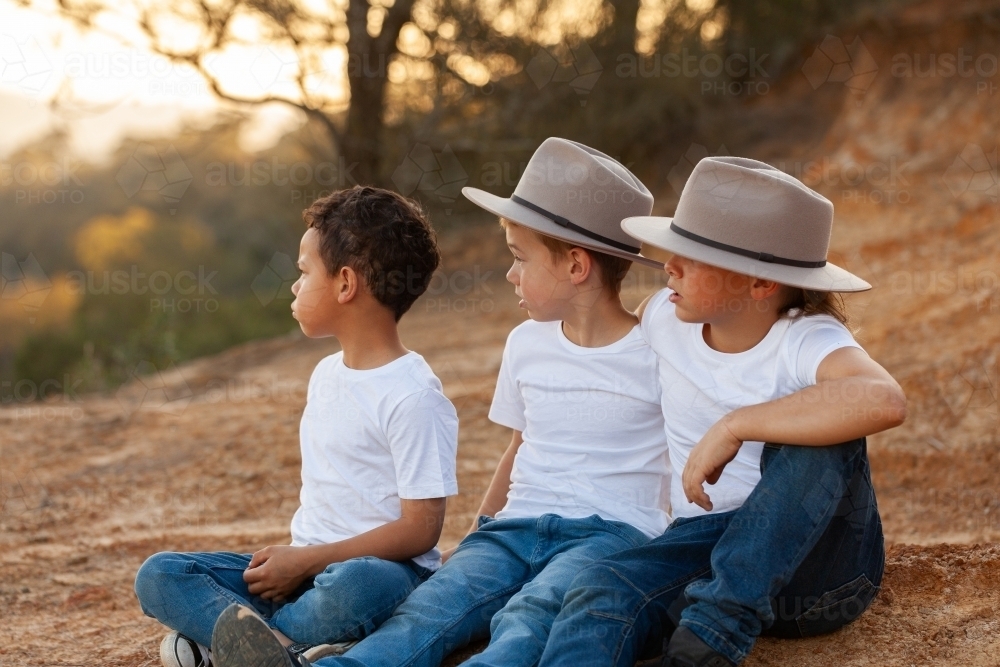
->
[243,545,314,601]
[682,416,744,511]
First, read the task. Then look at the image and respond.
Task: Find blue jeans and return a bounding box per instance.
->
[540,439,884,666]
[134,551,430,648]
[315,514,648,667]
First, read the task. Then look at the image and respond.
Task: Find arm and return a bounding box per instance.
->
[634,294,653,322]
[244,496,446,600]
[441,430,523,562]
[470,429,523,529]
[682,347,907,510]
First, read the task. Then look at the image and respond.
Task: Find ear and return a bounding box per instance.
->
[748,278,782,301]
[565,247,594,286]
[336,265,360,304]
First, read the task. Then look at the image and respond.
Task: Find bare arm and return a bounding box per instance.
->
[470,430,523,529]
[727,347,906,444]
[244,497,446,600]
[441,430,523,561]
[682,347,907,510]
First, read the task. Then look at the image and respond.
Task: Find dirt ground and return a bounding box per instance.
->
[2,271,999,667]
[3,1,1000,664]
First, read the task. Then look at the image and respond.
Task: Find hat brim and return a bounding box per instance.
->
[463,187,664,270]
[622,216,871,292]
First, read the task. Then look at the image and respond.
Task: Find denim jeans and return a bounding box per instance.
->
[539,438,884,666]
[314,514,648,667]
[134,551,430,648]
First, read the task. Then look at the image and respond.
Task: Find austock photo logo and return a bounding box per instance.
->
[802,35,878,97]
[391,144,468,213]
[0,469,48,518]
[944,143,999,202]
[615,48,771,97]
[0,33,52,96]
[526,39,603,105]
[252,252,299,306]
[0,252,51,323]
[116,143,193,214]
[2,156,86,205]
[667,144,730,196]
[248,46,298,92]
[115,360,194,418]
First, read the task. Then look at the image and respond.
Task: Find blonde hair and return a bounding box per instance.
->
[499,218,631,293]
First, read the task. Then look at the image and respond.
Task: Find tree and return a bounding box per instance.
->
[50,0,421,184]
[45,0,641,186]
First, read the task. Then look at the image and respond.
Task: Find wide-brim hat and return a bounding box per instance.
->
[622,156,870,291]
[462,138,663,269]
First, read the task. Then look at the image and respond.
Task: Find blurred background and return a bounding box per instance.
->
[1,0,905,393]
[3,1,1000,665]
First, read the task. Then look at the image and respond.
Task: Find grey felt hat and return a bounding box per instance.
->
[462,138,662,269]
[622,156,871,292]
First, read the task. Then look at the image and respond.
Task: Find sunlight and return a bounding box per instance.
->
[637,0,676,55]
[74,207,155,271]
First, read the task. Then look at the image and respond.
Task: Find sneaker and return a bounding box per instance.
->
[160,632,212,667]
[289,642,359,661]
[663,627,735,667]
[211,604,310,667]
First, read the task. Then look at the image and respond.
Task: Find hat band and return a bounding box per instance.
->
[512,195,641,254]
[669,222,827,269]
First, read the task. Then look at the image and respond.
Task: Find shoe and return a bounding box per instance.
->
[211,604,311,667]
[288,641,359,661]
[160,632,212,667]
[663,627,735,667]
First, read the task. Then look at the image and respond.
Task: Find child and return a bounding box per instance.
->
[539,156,907,667]
[209,137,672,667]
[134,186,459,667]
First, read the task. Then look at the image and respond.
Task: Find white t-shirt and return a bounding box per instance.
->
[488,320,671,539]
[640,289,863,519]
[290,351,459,570]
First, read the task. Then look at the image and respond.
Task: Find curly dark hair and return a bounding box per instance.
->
[302,186,441,321]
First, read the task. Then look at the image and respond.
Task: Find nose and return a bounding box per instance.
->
[665,255,682,278]
[506,262,518,284]
[291,276,301,296]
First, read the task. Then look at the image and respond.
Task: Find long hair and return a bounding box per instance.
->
[780,288,851,327]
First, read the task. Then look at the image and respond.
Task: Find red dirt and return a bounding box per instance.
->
[3,0,999,664]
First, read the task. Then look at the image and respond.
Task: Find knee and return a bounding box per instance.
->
[497,590,561,626]
[315,557,384,592]
[134,552,184,603]
[562,563,633,614]
[313,558,401,612]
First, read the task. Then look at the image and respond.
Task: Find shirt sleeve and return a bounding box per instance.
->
[488,332,527,432]
[788,316,865,387]
[386,389,459,499]
[638,289,672,345]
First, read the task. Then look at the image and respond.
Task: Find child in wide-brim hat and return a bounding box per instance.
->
[540,156,906,667]
[210,138,673,667]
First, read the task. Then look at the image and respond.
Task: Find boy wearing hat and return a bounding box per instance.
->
[210,138,672,667]
[539,156,907,667]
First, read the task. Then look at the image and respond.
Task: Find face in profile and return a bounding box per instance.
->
[665,254,749,323]
[504,223,600,322]
[291,228,340,337]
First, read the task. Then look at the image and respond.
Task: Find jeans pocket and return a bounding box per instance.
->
[794,573,879,637]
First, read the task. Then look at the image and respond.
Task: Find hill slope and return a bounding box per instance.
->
[3,1,999,665]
